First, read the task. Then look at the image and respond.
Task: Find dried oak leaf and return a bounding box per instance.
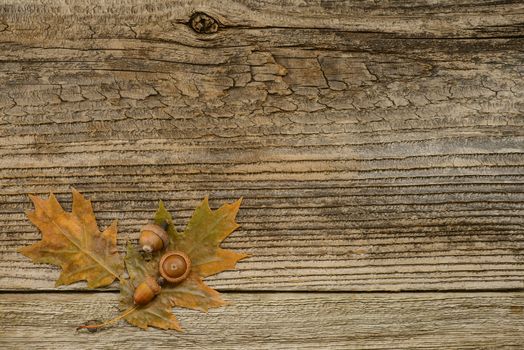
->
[18,190,123,288]
[120,198,247,330]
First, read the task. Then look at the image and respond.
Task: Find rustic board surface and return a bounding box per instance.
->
[1,0,523,292]
[1,292,523,349]
[0,0,523,348]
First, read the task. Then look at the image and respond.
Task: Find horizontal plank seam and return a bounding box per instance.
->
[1,288,523,294]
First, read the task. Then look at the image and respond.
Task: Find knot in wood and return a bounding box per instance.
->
[190,12,219,34]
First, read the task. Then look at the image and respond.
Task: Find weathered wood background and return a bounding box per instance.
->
[0,0,523,348]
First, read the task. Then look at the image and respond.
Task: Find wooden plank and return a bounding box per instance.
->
[0,0,523,291]
[0,292,523,349]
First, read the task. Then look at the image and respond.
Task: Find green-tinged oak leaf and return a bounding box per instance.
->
[120,243,226,330]
[18,189,123,288]
[176,197,249,277]
[154,200,181,250]
[120,243,182,331]
[120,198,246,331]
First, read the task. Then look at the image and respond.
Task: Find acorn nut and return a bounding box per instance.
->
[139,222,169,253]
[133,276,161,305]
[159,251,191,284]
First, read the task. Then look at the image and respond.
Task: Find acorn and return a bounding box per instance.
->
[139,221,169,253]
[159,251,191,284]
[133,276,161,305]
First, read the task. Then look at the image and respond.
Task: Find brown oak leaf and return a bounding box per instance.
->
[120,198,247,330]
[18,189,123,288]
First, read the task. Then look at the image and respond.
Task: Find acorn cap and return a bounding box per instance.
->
[140,223,169,248]
[159,251,191,284]
[143,275,161,295]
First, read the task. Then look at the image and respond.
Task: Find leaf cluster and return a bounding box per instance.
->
[19,190,247,331]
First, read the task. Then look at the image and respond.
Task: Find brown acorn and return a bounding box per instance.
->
[139,222,169,253]
[133,276,161,305]
[159,251,191,284]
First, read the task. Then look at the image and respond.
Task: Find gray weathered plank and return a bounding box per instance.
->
[1,292,523,349]
[0,0,523,291]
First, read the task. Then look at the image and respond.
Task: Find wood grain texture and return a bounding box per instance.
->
[0,0,523,291]
[1,292,523,349]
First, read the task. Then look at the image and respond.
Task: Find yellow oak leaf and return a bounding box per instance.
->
[19,189,123,288]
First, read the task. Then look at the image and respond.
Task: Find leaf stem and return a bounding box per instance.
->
[77,306,138,331]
